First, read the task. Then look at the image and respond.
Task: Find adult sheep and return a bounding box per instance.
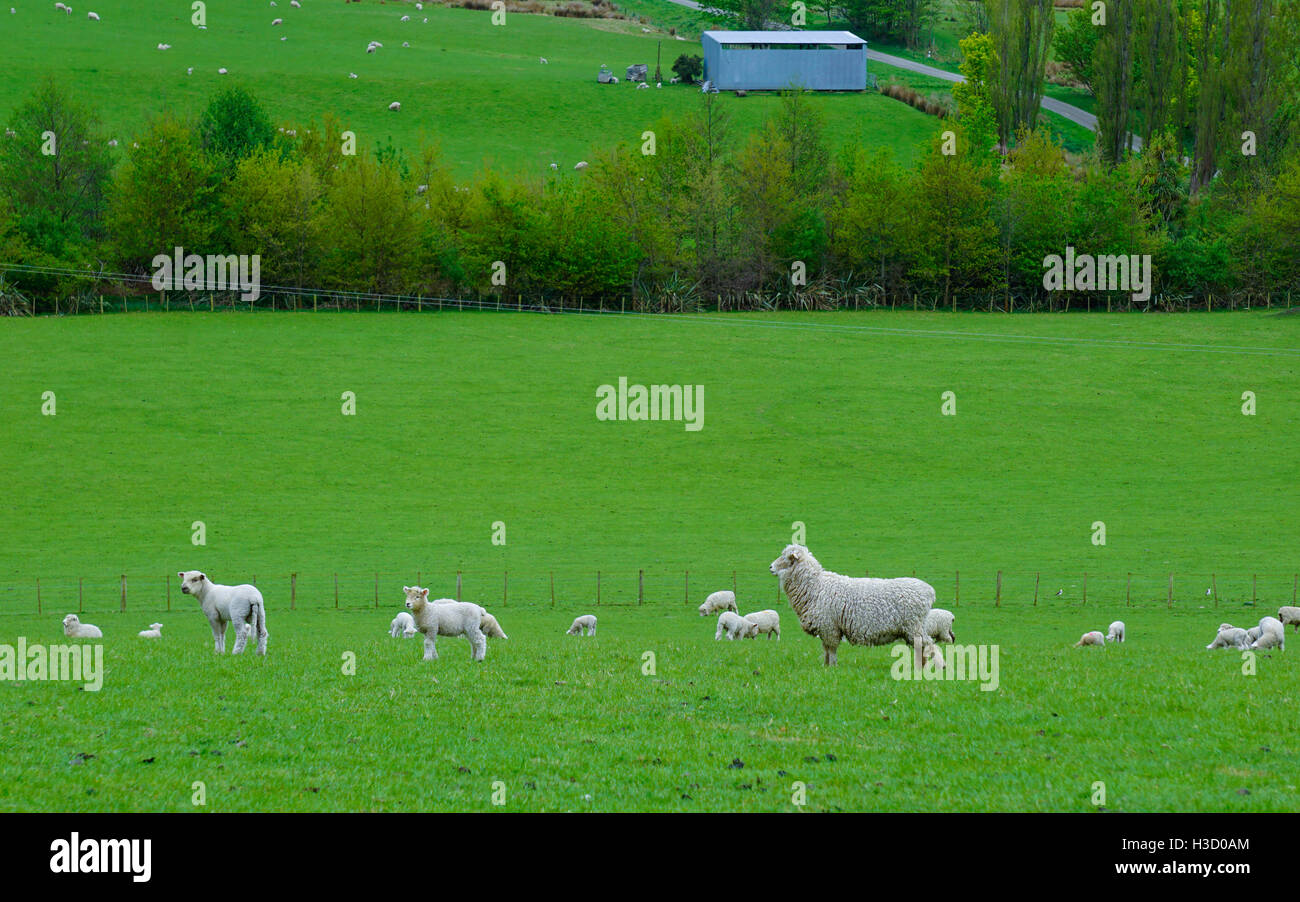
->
[1277,606,1300,633]
[769,544,936,668]
[925,608,955,643]
[404,586,486,662]
[1250,616,1285,652]
[62,614,102,639]
[698,590,737,617]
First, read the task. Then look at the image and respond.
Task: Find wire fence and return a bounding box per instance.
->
[4,569,1297,616]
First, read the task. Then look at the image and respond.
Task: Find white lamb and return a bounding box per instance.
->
[925,608,955,643]
[715,610,754,640]
[574,160,589,170]
[1106,620,1125,643]
[62,614,102,639]
[1250,616,1286,651]
[743,609,780,640]
[1244,625,1262,645]
[1207,624,1249,650]
[137,622,163,639]
[404,586,486,662]
[1073,630,1105,648]
[698,589,737,617]
[87,11,99,19]
[389,610,417,638]
[770,544,937,668]
[272,17,282,25]
[1277,606,1300,633]
[480,611,508,640]
[388,101,401,111]
[178,570,268,655]
[567,614,597,636]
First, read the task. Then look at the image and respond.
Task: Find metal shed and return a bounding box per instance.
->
[701,31,868,92]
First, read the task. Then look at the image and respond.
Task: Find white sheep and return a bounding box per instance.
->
[567,614,597,636]
[697,589,736,617]
[218,67,228,74]
[1105,620,1125,643]
[1244,625,1262,645]
[539,57,548,64]
[715,610,754,640]
[62,614,103,639]
[137,622,163,639]
[1207,624,1249,650]
[1250,616,1286,651]
[389,610,417,638]
[157,43,171,50]
[1277,606,1300,633]
[636,83,649,90]
[291,0,300,6]
[179,570,268,655]
[349,72,358,78]
[574,160,589,170]
[404,586,486,662]
[401,14,410,21]
[925,608,955,643]
[1073,630,1105,647]
[480,611,508,640]
[272,17,282,25]
[743,609,780,640]
[770,544,937,668]
[87,11,99,20]
[388,101,401,111]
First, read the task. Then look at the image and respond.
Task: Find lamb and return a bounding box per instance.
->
[925,608,955,643]
[1207,624,1249,650]
[1073,630,1105,648]
[401,14,410,21]
[697,589,737,617]
[62,614,102,639]
[743,609,780,640]
[567,614,597,637]
[389,610,417,638]
[178,570,269,655]
[87,11,99,20]
[770,544,937,668]
[388,101,401,111]
[137,622,163,639]
[1277,606,1300,633]
[272,17,282,25]
[218,68,228,74]
[1250,616,1286,651]
[290,0,300,6]
[539,57,548,64]
[1105,620,1125,643]
[480,611,508,640]
[715,610,754,640]
[404,586,486,662]
[574,161,589,170]
[1244,625,1262,645]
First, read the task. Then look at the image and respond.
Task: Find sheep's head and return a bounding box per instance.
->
[62,614,79,630]
[150,623,163,631]
[770,544,813,578]
[178,570,207,596]
[403,586,430,611]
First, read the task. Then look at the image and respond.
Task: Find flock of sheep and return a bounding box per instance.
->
[1073,609,1297,652]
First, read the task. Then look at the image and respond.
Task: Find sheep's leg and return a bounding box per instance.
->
[211,618,226,654]
[423,634,438,661]
[466,626,486,662]
[231,603,251,655]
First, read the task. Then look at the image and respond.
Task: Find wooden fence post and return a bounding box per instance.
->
[79,577,84,613]
[596,571,601,606]
[456,570,462,601]
[1083,572,1087,606]
[1126,573,1131,606]
[334,573,339,608]
[36,578,41,615]
[995,570,1001,607]
[1167,574,1173,609]
[120,574,127,613]
[1033,572,1039,606]
[639,569,644,606]
[732,570,737,594]
[291,572,297,611]
[550,572,555,608]
[955,570,960,607]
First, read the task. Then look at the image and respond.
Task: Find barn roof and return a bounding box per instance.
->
[702,30,867,45]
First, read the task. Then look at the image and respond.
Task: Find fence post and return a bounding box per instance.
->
[596,571,601,606]
[995,570,1001,607]
[731,570,737,595]
[503,570,508,606]
[1083,572,1087,606]
[291,572,297,610]
[1126,573,1131,606]
[36,578,40,615]
[456,570,462,602]
[374,573,379,607]
[120,574,127,613]
[79,577,84,613]
[1033,572,1039,606]
[639,569,644,606]
[334,573,339,608]
[1167,574,1173,609]
[550,572,555,608]
[954,570,959,606]
[1212,573,1217,607]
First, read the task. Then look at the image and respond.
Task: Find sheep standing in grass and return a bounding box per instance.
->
[1106,620,1125,643]
[1207,624,1249,650]
[925,608,955,643]
[769,544,937,668]
[389,611,417,638]
[715,610,754,641]
[62,614,102,639]
[1073,630,1105,648]
[743,609,780,640]
[137,622,163,639]
[1278,606,1300,633]
[698,589,737,617]
[1250,616,1286,651]
[567,615,597,636]
[179,570,269,655]
[404,586,486,662]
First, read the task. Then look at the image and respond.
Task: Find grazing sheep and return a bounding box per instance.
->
[87,11,99,20]
[157,43,171,50]
[137,623,163,639]
[1250,616,1286,651]
[401,14,410,21]
[272,17,282,24]
[388,101,401,111]
[349,72,358,78]
[1245,625,1262,645]
[636,83,649,90]
[480,611,508,640]
[389,610,417,638]
[402,41,409,47]
[1073,630,1105,648]
[290,0,299,6]
[1105,620,1125,643]
[698,589,737,617]
[574,160,589,170]
[770,544,937,668]
[743,609,780,640]
[1278,606,1300,633]
[567,614,597,636]
[187,67,193,74]
[549,162,558,170]
[1207,624,1249,650]
[715,610,754,640]
[218,67,228,74]
[925,608,955,643]
[62,614,102,639]
[403,586,487,662]
[539,57,548,64]
[178,570,269,655]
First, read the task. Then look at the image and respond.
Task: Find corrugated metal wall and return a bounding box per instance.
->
[701,38,866,91]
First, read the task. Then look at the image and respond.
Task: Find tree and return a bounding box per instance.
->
[1135,0,1184,147]
[1052,5,1102,95]
[987,0,1055,150]
[914,126,999,304]
[317,155,420,294]
[198,85,277,174]
[225,149,324,288]
[1095,0,1137,165]
[671,54,703,84]
[707,0,781,29]
[828,149,923,293]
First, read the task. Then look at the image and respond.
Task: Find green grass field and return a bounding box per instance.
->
[1,310,1298,811]
[1,0,941,176]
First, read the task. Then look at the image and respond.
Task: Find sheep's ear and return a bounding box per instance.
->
[420,588,429,599]
[177,571,185,578]
[403,586,410,593]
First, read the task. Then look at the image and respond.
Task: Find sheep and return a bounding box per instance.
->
[1207,624,1249,650]
[218,68,228,74]
[349,72,358,78]
[401,14,410,21]
[636,83,649,90]
[1105,620,1125,643]
[539,57,548,64]
[389,610,417,638]
[715,610,754,641]
[403,586,486,662]
[574,161,589,170]
[55,2,67,9]
[1278,606,1300,633]
[388,101,401,111]
[402,41,409,48]
[1073,630,1105,648]
[549,162,558,170]
[670,76,679,84]
[290,0,300,5]
[87,10,99,19]
[272,17,282,25]
[157,43,171,50]
[770,544,937,668]
[743,609,780,640]
[698,589,737,617]
[481,612,508,640]
[1250,616,1286,651]
[62,614,102,639]
[1244,625,1262,645]
[186,67,193,74]
[925,608,955,643]
[179,570,269,655]
[137,622,164,639]
[566,615,597,637]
